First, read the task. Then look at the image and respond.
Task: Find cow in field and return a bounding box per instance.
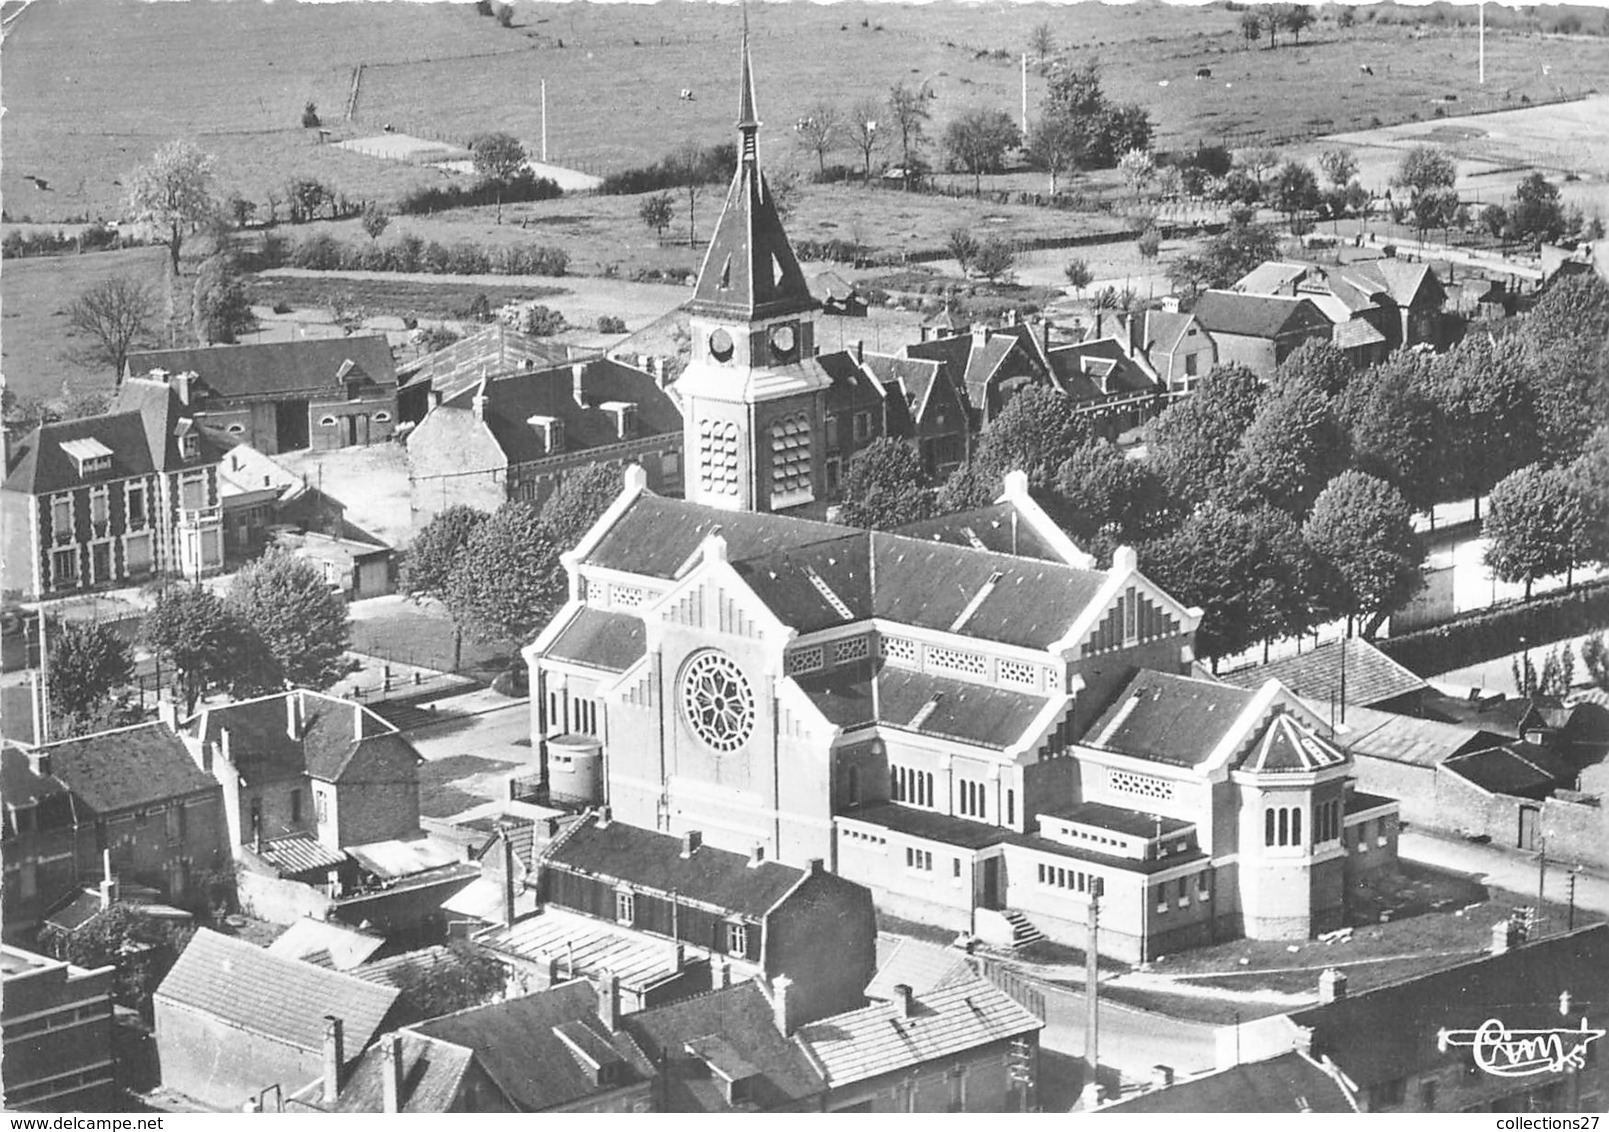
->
[1196,67,1212,79]
[1360,64,1375,76]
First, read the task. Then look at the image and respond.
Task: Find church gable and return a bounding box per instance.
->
[1079,582,1185,659]
[653,564,786,645]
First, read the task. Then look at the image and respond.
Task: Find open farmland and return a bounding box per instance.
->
[4,0,1608,225]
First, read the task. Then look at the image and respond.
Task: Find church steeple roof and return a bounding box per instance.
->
[686,22,817,324]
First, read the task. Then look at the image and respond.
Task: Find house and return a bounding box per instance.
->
[858,351,969,483]
[793,975,1043,1112]
[1433,741,1606,867]
[331,978,656,1112]
[1044,335,1164,438]
[906,317,1056,431]
[529,812,877,1027]
[22,720,230,912]
[1099,1050,1358,1113]
[813,271,867,317]
[124,336,400,455]
[271,528,394,600]
[1323,703,1504,827]
[620,979,827,1111]
[1283,922,1609,1113]
[184,690,423,857]
[1189,291,1333,379]
[2,743,83,934]
[1,943,116,1111]
[394,322,588,425]
[2,377,226,601]
[1232,258,1448,355]
[406,358,683,527]
[524,463,1400,963]
[153,928,403,1110]
[1121,307,1218,398]
[1219,638,1432,717]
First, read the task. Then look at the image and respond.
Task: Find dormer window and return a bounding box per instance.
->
[599,401,638,441]
[527,415,564,455]
[60,438,113,478]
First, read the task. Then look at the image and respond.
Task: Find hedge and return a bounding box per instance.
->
[288,232,568,277]
[1378,578,1609,676]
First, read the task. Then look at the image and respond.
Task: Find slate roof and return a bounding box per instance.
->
[192,690,420,785]
[1220,639,1428,709]
[1344,259,1442,308]
[1192,291,1331,340]
[126,336,398,400]
[861,352,945,426]
[1441,743,1576,798]
[795,976,1041,1087]
[438,358,681,466]
[1240,712,1348,774]
[157,928,400,1054]
[622,981,824,1112]
[583,494,851,579]
[892,502,1064,562]
[1324,702,1499,769]
[1290,924,1609,1090]
[328,1032,481,1113]
[547,815,806,917]
[1084,672,1260,765]
[1046,337,1160,405]
[1334,318,1388,349]
[906,326,1043,411]
[38,722,218,813]
[1129,308,1199,357]
[1,744,75,816]
[1102,1050,1357,1113]
[411,979,651,1111]
[792,662,1054,750]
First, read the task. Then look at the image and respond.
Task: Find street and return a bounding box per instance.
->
[1400,829,1609,920]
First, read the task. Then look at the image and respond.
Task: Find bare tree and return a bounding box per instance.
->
[794,101,842,177]
[847,98,885,187]
[68,277,159,382]
[1029,21,1055,66]
[888,82,931,190]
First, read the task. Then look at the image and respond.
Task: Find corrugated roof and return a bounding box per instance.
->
[1103,1050,1356,1113]
[1084,672,1258,766]
[796,976,1041,1086]
[259,833,349,876]
[40,722,218,814]
[476,909,683,991]
[1220,639,1427,709]
[126,336,398,400]
[156,928,399,1054]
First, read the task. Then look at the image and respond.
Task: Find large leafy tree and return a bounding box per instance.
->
[1272,160,1320,231]
[1268,337,1352,402]
[838,439,933,530]
[1042,59,1151,168]
[1569,426,1609,567]
[1303,471,1425,636]
[227,549,352,690]
[1142,502,1326,666]
[470,131,529,182]
[968,384,1091,491]
[402,505,489,602]
[1198,219,1280,289]
[127,140,219,276]
[39,905,193,1013]
[1518,274,1609,463]
[192,254,255,345]
[390,941,507,1022]
[1391,145,1458,241]
[1144,363,1263,506]
[943,108,1022,192]
[539,462,628,551]
[46,621,136,737]
[1421,334,1540,512]
[444,502,566,647]
[1484,464,1592,598]
[144,585,277,713]
[1026,113,1085,195]
[67,277,159,381]
[1338,349,1442,514]
[1508,172,1565,246]
[1222,372,1350,516]
[1052,438,1171,560]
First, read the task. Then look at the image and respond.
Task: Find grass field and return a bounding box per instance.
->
[244,275,567,323]
[5,0,1607,225]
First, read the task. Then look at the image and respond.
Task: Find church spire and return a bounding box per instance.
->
[737,7,760,151]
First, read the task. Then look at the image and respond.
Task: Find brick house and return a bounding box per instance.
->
[406,358,684,527]
[1,744,82,936]
[1044,335,1165,438]
[183,690,423,857]
[858,352,970,483]
[125,336,400,455]
[1233,258,1448,357]
[2,377,226,601]
[1189,291,1334,379]
[154,928,403,1110]
[1121,307,1218,398]
[906,318,1056,432]
[1,943,116,1111]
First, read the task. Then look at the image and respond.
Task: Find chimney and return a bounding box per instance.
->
[771,975,795,1036]
[596,806,612,829]
[99,849,117,911]
[157,696,179,732]
[670,940,686,970]
[1041,319,1052,355]
[713,957,731,989]
[893,983,913,1019]
[747,844,767,869]
[1151,1064,1175,1091]
[322,1016,345,1103]
[855,339,865,364]
[29,750,52,778]
[1318,968,1347,1003]
[680,830,702,858]
[381,1033,403,1114]
[1095,311,1104,339]
[1492,918,1524,955]
[502,829,518,927]
[571,362,587,407]
[806,857,824,876]
[171,371,193,405]
[919,325,930,343]
[286,692,303,740]
[597,971,621,1032]
[220,727,233,767]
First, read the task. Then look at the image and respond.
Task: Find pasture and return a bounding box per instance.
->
[5,0,1608,225]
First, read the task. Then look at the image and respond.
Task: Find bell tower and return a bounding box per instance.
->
[677,20,827,514]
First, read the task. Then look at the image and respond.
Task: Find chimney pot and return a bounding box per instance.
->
[286,692,303,741]
[1318,967,1347,1003]
[596,806,612,829]
[855,339,865,364]
[893,983,914,1018]
[322,1016,345,1103]
[382,1034,403,1113]
[807,857,824,876]
[772,974,794,1035]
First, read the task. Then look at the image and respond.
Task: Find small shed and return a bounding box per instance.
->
[272,529,394,600]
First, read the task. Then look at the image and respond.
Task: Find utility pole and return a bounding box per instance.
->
[1080,888,1101,1109]
[1021,54,1029,138]
[35,607,49,746]
[541,80,549,163]
[1479,2,1486,86]
[1536,837,1547,937]
[1567,871,1576,932]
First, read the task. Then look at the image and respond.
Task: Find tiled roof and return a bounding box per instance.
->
[1192,291,1330,340]
[1241,713,1347,774]
[192,690,420,785]
[412,979,651,1111]
[157,928,399,1054]
[795,976,1041,1087]
[39,722,218,814]
[126,336,398,399]
[1219,639,1427,709]
[865,937,978,1002]
[1322,702,1497,768]
[1046,338,1159,405]
[351,945,455,990]
[439,358,681,465]
[1290,925,1609,1089]
[476,909,684,992]
[1442,743,1575,798]
[623,981,824,1111]
[258,834,349,877]
[1103,1050,1356,1113]
[892,503,1065,562]
[548,816,805,917]
[1333,318,1388,348]
[1083,672,1259,765]
[329,1031,480,1113]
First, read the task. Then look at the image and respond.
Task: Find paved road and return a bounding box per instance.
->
[402,698,532,764]
[1400,830,1609,919]
[1038,980,1217,1081]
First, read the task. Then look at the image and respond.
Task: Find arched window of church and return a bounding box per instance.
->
[1291,807,1302,846]
[1265,809,1276,847]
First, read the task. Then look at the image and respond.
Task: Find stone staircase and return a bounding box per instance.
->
[997,908,1045,949]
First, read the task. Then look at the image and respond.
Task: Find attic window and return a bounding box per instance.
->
[373,411,392,423]
[719,255,732,291]
[60,438,113,477]
[179,431,200,459]
[227,424,245,435]
[527,415,564,455]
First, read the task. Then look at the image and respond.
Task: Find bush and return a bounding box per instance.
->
[1378,578,1609,676]
[289,232,342,270]
[272,300,292,315]
[599,142,737,196]
[466,293,493,323]
[394,172,561,216]
[521,305,566,336]
[417,326,461,352]
[596,315,627,334]
[301,101,321,129]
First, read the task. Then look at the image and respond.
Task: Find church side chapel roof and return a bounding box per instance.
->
[542,607,647,673]
[1240,711,1347,774]
[893,503,1064,562]
[1084,672,1260,766]
[793,663,1054,751]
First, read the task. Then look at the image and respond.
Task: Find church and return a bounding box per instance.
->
[522,32,1400,963]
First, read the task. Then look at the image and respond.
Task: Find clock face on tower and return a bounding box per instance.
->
[708,328,735,363]
[679,650,755,753]
[769,323,797,362]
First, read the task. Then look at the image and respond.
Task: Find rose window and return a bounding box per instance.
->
[679,650,755,753]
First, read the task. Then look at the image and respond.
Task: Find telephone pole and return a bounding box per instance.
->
[1080,889,1101,1109]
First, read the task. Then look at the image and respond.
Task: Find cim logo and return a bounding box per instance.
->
[1438,1018,1606,1078]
